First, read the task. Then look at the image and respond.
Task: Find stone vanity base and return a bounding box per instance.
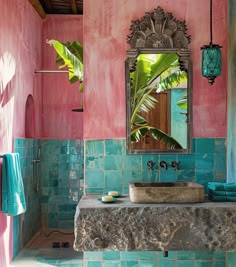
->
[74,195,236,251]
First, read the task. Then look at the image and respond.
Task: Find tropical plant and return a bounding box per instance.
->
[130,53,187,149]
[47,39,84,92]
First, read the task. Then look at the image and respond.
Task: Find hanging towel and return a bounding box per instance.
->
[2,153,26,216]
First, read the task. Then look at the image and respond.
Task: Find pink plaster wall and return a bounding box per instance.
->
[41,15,83,139]
[0,1,42,266]
[83,0,228,139]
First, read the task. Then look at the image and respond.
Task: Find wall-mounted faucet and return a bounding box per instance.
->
[160,161,168,170]
[147,160,155,170]
[171,161,180,170]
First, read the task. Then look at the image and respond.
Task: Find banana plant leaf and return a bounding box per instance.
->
[131,126,183,149]
[47,39,84,92]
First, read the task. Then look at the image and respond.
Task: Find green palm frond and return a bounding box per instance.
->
[157,70,187,92]
[47,39,84,92]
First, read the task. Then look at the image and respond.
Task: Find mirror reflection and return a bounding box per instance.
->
[126,49,192,154]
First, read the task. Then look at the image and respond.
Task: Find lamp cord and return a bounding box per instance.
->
[210,0,213,44]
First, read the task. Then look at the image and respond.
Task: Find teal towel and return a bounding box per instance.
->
[208,182,236,192]
[208,182,226,191]
[2,153,26,216]
[208,194,227,202]
[208,193,236,202]
[207,189,236,196]
[224,183,236,191]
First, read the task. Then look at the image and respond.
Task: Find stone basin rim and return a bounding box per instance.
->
[129,181,204,188]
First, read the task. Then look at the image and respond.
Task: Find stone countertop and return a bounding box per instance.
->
[74,194,236,252]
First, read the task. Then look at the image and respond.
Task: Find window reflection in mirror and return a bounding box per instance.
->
[126,51,192,154]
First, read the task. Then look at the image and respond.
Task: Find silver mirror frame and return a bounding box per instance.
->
[125,6,192,154]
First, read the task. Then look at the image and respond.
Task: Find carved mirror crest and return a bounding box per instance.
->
[126,6,192,154]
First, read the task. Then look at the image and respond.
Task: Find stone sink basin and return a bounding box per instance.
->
[129,182,204,203]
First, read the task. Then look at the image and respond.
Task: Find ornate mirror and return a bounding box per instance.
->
[126,6,192,154]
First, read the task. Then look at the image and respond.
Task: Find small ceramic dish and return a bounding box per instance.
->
[97,196,117,203]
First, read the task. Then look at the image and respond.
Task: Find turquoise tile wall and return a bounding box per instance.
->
[84,251,226,267]
[13,138,84,258]
[40,139,84,228]
[85,138,226,194]
[84,138,227,266]
[13,138,41,258]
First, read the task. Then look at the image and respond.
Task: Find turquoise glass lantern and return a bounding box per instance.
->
[201,0,222,85]
[201,43,222,85]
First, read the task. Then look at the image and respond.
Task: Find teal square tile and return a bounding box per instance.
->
[178,154,195,170]
[213,251,225,261]
[177,251,195,260]
[196,138,215,153]
[139,261,157,267]
[214,138,226,154]
[124,155,141,171]
[139,251,156,261]
[121,261,138,267]
[123,170,142,187]
[104,155,123,170]
[86,262,102,267]
[86,156,104,170]
[177,170,195,182]
[104,261,120,267]
[105,139,125,155]
[142,170,158,182]
[85,170,104,188]
[213,261,225,267]
[227,252,236,267]
[177,261,195,267]
[85,188,104,194]
[159,169,177,182]
[195,261,213,267]
[104,170,123,188]
[84,252,103,260]
[85,140,104,156]
[120,252,139,261]
[157,259,175,267]
[214,154,226,172]
[103,251,120,260]
[195,251,214,260]
[196,153,214,170]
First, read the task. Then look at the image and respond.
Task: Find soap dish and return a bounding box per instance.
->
[97,197,117,203]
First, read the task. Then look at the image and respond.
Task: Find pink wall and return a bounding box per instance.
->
[0,1,42,266]
[83,0,227,140]
[41,15,83,139]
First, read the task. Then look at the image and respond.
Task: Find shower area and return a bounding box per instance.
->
[13,137,84,258]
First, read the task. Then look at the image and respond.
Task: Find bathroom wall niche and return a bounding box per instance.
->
[25,94,36,138]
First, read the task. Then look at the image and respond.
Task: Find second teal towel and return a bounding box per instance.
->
[2,153,26,216]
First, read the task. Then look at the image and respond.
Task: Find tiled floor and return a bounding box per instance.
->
[11,232,84,267]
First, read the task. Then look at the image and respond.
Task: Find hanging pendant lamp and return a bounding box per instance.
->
[201,0,222,85]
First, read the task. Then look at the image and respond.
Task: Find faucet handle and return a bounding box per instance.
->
[147,160,155,170]
[171,161,180,170]
[160,161,168,170]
